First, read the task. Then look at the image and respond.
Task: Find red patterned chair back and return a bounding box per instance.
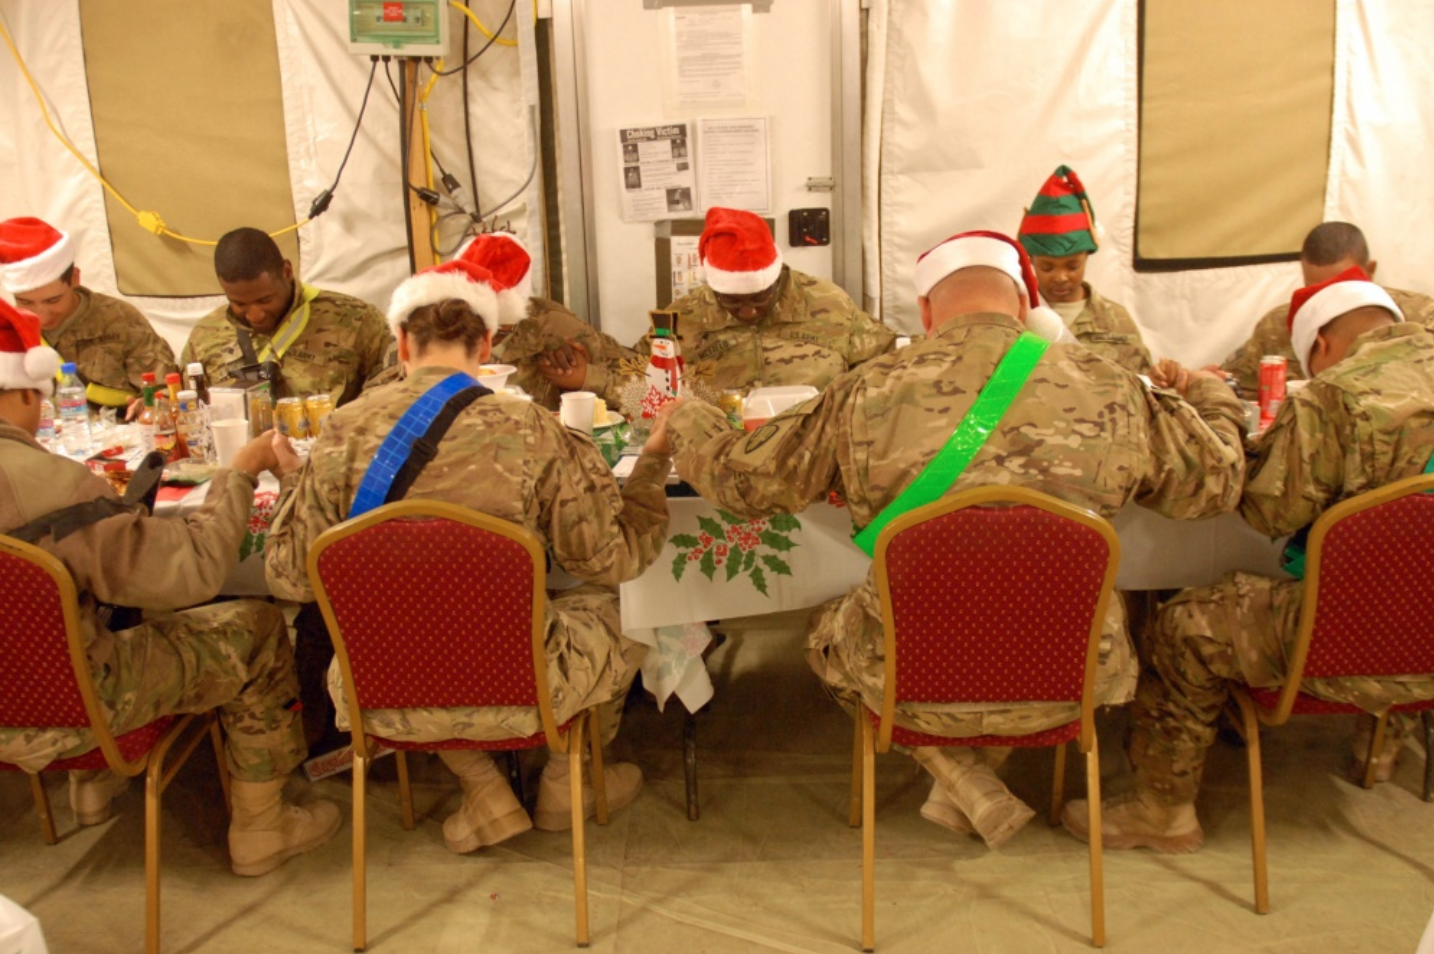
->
[1278,473,1434,709]
[873,485,1120,746]
[0,536,90,728]
[309,500,557,749]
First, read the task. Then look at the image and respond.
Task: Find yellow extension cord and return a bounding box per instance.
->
[0,3,526,248]
[0,16,306,247]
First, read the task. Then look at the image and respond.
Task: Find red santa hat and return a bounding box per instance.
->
[699,207,783,295]
[453,232,532,325]
[0,298,62,396]
[0,217,76,294]
[386,260,501,339]
[1287,265,1403,377]
[914,230,1071,343]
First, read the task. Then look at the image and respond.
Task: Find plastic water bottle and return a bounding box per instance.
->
[37,395,57,450]
[56,362,91,456]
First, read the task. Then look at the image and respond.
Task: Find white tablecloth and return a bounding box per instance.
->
[621,499,1289,713]
[154,468,1288,715]
[0,894,49,954]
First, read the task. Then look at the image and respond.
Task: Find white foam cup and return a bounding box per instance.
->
[560,391,597,435]
[211,419,250,467]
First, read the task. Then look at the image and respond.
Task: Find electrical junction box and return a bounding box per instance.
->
[788,208,831,248]
[348,1,451,57]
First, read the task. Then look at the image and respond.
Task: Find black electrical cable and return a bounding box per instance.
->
[307,58,379,219]
[386,56,455,204]
[433,210,479,258]
[332,59,378,190]
[429,0,515,76]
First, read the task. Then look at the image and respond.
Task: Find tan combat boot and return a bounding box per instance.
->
[228,778,342,876]
[1061,791,1204,853]
[912,746,1035,848]
[437,750,532,854]
[533,755,643,831]
[919,780,975,835]
[1351,713,1406,784]
[69,769,130,826]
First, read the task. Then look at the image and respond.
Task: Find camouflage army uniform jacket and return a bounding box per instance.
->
[43,287,178,407]
[264,366,671,738]
[1229,323,1434,706]
[585,267,897,409]
[494,296,639,410]
[1224,286,1434,397]
[665,311,1246,736]
[181,285,396,407]
[0,421,256,769]
[1071,283,1154,376]
[1243,322,1434,537]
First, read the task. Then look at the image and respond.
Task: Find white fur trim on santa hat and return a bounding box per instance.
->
[0,230,74,294]
[0,345,61,396]
[386,270,500,338]
[703,251,784,296]
[495,288,530,326]
[915,235,1027,299]
[1290,282,1402,378]
[1025,304,1078,345]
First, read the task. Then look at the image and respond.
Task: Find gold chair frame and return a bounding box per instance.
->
[308,499,607,951]
[0,533,230,954]
[853,485,1120,950]
[1231,472,1434,915]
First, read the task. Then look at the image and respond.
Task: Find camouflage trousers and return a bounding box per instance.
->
[1131,572,1434,805]
[805,581,1137,739]
[0,601,305,782]
[330,583,646,747]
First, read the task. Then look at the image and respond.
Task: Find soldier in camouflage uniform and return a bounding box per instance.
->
[651,231,1245,847]
[537,208,896,411]
[0,298,335,876]
[1223,222,1434,397]
[265,257,670,853]
[495,297,638,410]
[0,216,177,409]
[180,228,397,408]
[1018,166,1155,375]
[453,230,639,411]
[1065,269,1434,853]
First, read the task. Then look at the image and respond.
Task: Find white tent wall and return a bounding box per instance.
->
[576,2,837,347]
[866,0,1434,368]
[5,1,1432,373]
[0,0,537,358]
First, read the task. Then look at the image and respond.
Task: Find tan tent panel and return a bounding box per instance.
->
[1137,0,1335,264]
[80,0,298,297]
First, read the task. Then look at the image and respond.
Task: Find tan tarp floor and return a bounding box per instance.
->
[3,609,1432,953]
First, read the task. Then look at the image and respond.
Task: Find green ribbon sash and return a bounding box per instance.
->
[852,332,1048,557]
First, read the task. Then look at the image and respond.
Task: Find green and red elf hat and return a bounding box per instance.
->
[1017,165,1101,258]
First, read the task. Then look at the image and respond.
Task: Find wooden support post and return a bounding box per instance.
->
[403,58,436,272]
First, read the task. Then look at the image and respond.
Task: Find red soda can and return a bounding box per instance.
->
[1259,355,1287,427]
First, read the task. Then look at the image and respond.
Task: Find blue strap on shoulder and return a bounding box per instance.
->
[350,372,479,518]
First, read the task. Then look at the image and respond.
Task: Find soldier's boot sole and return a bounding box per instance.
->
[230,798,342,877]
[534,761,643,831]
[919,780,975,836]
[1061,794,1204,854]
[70,770,130,826]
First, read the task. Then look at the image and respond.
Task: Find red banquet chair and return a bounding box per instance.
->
[307,500,611,951]
[852,485,1120,950]
[1231,472,1434,915]
[0,534,230,954]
